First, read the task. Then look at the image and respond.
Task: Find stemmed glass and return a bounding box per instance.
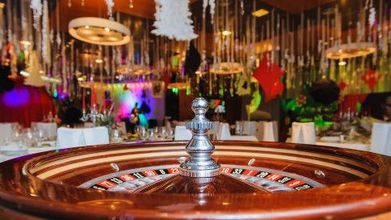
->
[147,129,155,141]
[136,126,147,140]
[159,127,167,140]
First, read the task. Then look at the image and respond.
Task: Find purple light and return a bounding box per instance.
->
[3,87,30,107]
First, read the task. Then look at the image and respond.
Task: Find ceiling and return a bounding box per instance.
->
[260,0,336,14]
[54,0,336,31]
[54,0,200,31]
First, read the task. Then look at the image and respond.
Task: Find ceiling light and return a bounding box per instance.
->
[41,76,61,84]
[95,58,103,64]
[69,17,130,46]
[338,60,347,66]
[20,70,30,77]
[252,9,269,17]
[20,41,31,47]
[222,30,232,36]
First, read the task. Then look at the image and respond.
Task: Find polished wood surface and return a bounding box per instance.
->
[0,141,391,219]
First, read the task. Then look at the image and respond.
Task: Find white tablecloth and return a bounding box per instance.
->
[286,138,370,152]
[0,141,56,163]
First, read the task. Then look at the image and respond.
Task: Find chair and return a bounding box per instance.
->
[371,122,391,156]
[174,126,192,141]
[258,121,279,142]
[241,121,258,136]
[56,126,109,148]
[217,123,258,141]
[83,127,110,145]
[56,127,85,148]
[291,122,316,144]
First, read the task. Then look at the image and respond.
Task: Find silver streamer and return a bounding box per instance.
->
[30,0,42,30]
[42,0,50,64]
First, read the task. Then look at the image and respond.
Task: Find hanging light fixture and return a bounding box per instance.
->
[210,62,243,75]
[167,82,190,90]
[325,42,376,59]
[68,17,130,46]
[338,59,347,66]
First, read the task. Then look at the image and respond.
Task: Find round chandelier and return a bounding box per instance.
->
[167,82,190,90]
[210,62,243,75]
[325,42,376,59]
[116,65,154,75]
[69,17,130,46]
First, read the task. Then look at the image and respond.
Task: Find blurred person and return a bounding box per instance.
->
[383,96,391,122]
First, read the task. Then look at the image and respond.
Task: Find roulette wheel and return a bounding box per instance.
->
[1,98,391,219]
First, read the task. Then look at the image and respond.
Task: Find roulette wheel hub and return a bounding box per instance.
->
[179,97,221,178]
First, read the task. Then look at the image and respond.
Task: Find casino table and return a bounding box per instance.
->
[0,141,391,219]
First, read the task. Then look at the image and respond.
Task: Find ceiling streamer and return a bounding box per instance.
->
[30,0,42,30]
[105,0,114,19]
[202,0,215,23]
[42,0,50,65]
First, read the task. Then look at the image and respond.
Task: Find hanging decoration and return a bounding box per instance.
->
[202,0,215,23]
[235,75,251,96]
[247,86,262,114]
[338,81,348,92]
[56,0,61,48]
[0,3,4,49]
[24,51,45,87]
[151,0,197,41]
[252,54,285,103]
[361,69,382,91]
[42,0,50,65]
[30,0,42,30]
[105,0,114,19]
[184,41,201,76]
[366,0,376,27]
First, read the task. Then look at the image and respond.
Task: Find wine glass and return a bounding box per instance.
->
[147,129,155,141]
[138,126,147,140]
[159,127,167,139]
